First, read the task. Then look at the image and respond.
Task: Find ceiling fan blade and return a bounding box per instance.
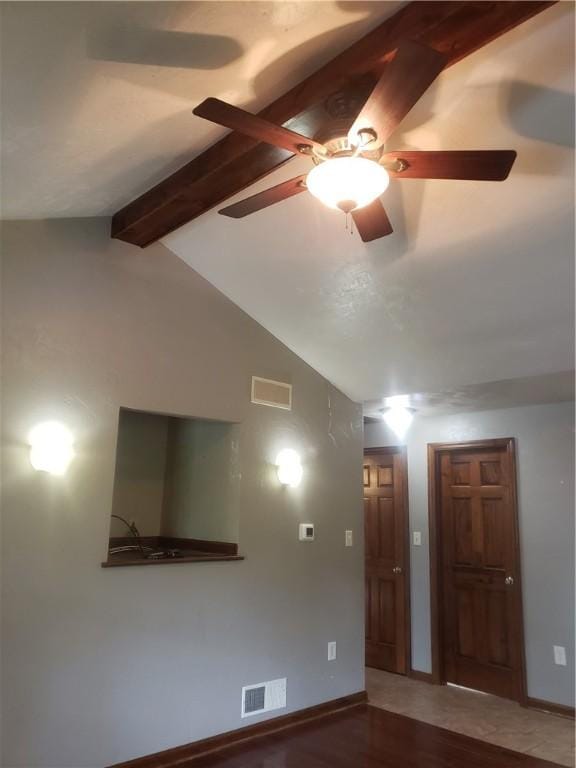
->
[352,199,393,242]
[384,150,517,180]
[219,175,308,218]
[348,41,445,148]
[194,98,325,156]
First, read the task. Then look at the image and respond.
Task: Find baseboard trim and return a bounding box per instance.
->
[405,675,574,718]
[408,669,435,684]
[526,697,575,719]
[109,691,368,768]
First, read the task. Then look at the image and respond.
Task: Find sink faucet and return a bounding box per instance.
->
[110,514,145,555]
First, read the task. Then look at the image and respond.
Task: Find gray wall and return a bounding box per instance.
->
[1,219,364,768]
[110,409,171,537]
[365,401,575,707]
[162,419,240,543]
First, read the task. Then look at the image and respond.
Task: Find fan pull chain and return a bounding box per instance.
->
[343,212,355,236]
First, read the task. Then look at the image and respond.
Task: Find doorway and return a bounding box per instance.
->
[428,438,527,702]
[364,446,411,674]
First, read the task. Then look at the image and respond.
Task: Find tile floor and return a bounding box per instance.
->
[367,668,575,767]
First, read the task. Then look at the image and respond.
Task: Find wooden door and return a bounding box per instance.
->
[433,439,525,701]
[364,447,409,674]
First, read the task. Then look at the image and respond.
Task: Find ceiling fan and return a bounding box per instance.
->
[193,41,517,243]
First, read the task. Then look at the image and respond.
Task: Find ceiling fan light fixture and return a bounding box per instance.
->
[306,156,389,213]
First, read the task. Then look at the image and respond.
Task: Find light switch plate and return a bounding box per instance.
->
[554,645,567,666]
[345,530,353,547]
[328,641,337,661]
[413,531,422,546]
[299,523,314,541]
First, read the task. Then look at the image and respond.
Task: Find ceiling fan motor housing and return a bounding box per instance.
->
[311,127,383,164]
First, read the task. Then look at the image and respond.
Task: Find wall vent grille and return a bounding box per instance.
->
[243,686,266,715]
[251,377,292,410]
[241,678,287,718]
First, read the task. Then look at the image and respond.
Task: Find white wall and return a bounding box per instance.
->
[1,219,365,768]
[365,401,575,707]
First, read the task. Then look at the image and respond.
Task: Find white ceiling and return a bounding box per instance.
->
[0,0,402,218]
[164,3,575,403]
[363,371,575,420]
[2,2,574,408]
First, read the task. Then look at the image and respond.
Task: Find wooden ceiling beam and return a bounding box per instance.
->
[111,1,556,247]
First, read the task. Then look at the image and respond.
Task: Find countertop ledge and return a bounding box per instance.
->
[101,553,245,568]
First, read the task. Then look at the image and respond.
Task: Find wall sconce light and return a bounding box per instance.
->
[276,449,303,488]
[28,421,74,475]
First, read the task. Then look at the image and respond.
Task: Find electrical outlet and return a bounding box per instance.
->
[345,530,353,547]
[328,641,337,661]
[554,645,567,666]
[413,531,422,546]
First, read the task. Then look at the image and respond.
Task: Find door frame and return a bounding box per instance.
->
[364,445,412,675]
[427,437,528,703]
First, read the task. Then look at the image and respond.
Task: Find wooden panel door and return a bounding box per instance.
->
[364,447,409,674]
[437,440,525,700]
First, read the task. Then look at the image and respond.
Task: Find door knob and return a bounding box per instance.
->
[392,566,403,575]
[505,575,514,586]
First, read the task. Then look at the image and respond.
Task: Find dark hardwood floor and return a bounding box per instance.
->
[181,705,560,767]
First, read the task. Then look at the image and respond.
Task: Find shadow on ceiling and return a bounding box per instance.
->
[505,81,574,149]
[87,26,244,69]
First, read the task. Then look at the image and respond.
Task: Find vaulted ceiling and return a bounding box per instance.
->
[1,2,574,406]
[164,3,574,403]
[0,0,403,218]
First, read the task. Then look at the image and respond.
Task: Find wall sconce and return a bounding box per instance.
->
[276,449,303,488]
[29,421,74,475]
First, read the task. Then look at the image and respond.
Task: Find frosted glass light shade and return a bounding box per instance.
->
[29,421,74,475]
[307,157,389,212]
[276,449,303,487]
[382,407,414,439]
